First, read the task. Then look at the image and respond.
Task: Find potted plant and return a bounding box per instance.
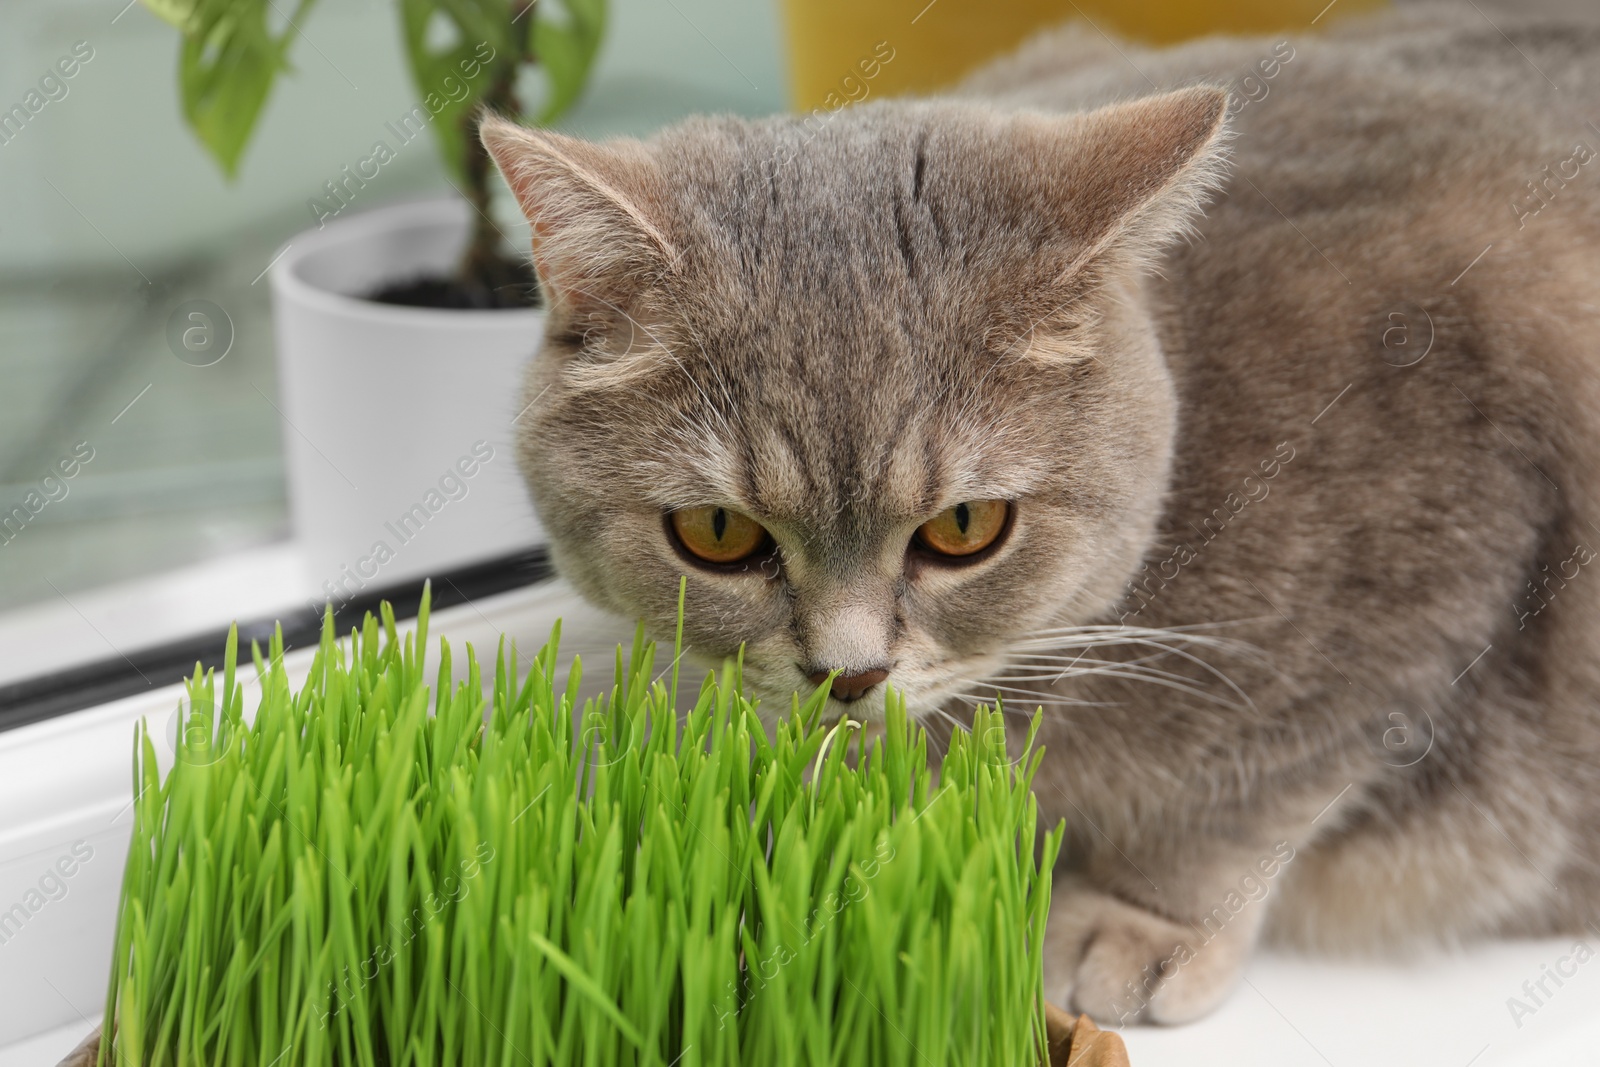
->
[142,0,607,596]
[53,592,1129,1066]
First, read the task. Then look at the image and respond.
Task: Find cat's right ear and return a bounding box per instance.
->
[480,115,679,329]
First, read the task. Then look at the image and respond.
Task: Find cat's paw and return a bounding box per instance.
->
[1043,882,1254,1026]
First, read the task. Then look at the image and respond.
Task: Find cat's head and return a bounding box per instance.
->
[482,87,1229,722]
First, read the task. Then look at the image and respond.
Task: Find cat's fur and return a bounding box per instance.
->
[482,4,1600,1024]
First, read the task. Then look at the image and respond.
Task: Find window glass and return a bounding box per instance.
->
[0,0,783,622]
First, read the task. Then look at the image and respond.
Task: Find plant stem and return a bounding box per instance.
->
[455,3,539,303]
[457,72,518,289]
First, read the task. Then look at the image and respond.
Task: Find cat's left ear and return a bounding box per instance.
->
[944,86,1231,352]
[480,115,679,326]
[1039,85,1233,276]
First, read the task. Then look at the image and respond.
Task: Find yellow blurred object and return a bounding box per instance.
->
[778,0,1387,112]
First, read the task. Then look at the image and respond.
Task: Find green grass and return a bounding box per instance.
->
[101,584,1062,1067]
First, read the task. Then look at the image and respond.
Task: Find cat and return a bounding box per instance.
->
[480,3,1600,1025]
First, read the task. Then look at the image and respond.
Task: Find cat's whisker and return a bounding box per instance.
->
[1025,617,1263,634]
[1010,627,1263,710]
[916,705,973,750]
[980,621,1266,711]
[1011,635,1259,669]
[564,282,740,443]
[948,684,1115,710]
[1019,618,1270,643]
[994,665,1209,690]
[1009,649,1181,668]
[669,316,744,436]
[972,670,1245,710]
[1013,649,1200,673]
[1014,625,1266,659]
[1003,653,1223,691]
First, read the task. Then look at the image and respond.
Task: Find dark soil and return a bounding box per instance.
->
[370,257,542,311]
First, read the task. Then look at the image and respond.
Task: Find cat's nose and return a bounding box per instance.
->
[805,666,890,703]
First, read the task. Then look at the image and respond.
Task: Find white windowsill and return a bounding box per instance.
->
[0,1022,99,1067]
[0,541,315,689]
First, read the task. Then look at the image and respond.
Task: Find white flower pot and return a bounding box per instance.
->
[269,198,543,606]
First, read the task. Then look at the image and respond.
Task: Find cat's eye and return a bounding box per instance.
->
[668,506,770,565]
[914,500,1010,559]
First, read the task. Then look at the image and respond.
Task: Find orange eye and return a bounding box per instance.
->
[915,500,1009,558]
[669,506,769,564]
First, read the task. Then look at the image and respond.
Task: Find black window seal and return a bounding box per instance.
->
[0,547,554,733]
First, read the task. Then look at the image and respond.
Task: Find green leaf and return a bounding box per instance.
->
[140,0,199,29]
[397,0,515,182]
[153,0,316,178]
[525,931,645,1048]
[531,0,607,125]
[150,0,606,187]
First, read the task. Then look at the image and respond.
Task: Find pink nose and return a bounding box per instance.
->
[805,667,890,703]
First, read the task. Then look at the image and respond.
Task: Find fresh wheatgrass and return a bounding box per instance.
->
[100,584,1063,1067]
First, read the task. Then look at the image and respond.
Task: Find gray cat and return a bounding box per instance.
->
[481,4,1600,1025]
